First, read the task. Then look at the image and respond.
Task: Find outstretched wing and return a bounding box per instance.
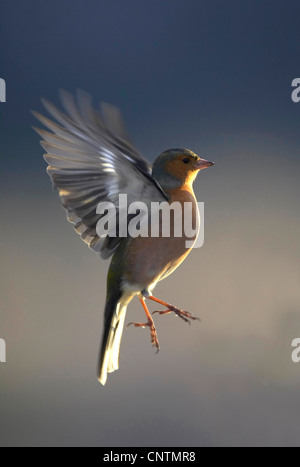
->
[33,89,167,259]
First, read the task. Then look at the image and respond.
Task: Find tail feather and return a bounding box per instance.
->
[97,296,127,385]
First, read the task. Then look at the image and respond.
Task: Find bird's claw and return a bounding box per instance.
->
[127,321,160,351]
[152,310,172,316]
[127,321,148,329]
[152,306,200,324]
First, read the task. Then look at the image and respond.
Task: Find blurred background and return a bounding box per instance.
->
[1,0,300,447]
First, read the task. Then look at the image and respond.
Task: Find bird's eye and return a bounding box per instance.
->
[182,158,190,164]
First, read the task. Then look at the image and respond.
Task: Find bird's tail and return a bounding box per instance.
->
[97,294,128,385]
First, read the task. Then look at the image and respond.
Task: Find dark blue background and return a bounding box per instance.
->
[1,0,300,447]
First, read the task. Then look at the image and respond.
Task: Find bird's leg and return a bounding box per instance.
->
[147,295,200,324]
[127,296,160,351]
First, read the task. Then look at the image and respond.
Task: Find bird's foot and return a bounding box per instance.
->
[127,320,160,351]
[153,305,200,324]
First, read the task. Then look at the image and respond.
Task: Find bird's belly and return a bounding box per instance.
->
[123,233,193,290]
[121,188,199,292]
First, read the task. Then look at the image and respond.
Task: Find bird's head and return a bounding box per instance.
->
[152,148,214,191]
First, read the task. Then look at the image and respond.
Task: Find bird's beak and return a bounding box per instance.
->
[196,158,214,170]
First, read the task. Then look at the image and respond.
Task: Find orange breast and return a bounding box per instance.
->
[123,186,198,288]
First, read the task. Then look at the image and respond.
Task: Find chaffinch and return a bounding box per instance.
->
[33,90,214,385]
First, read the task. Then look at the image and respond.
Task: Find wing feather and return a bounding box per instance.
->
[33,90,167,258]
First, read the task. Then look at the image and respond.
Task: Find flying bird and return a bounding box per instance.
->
[33,90,214,385]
